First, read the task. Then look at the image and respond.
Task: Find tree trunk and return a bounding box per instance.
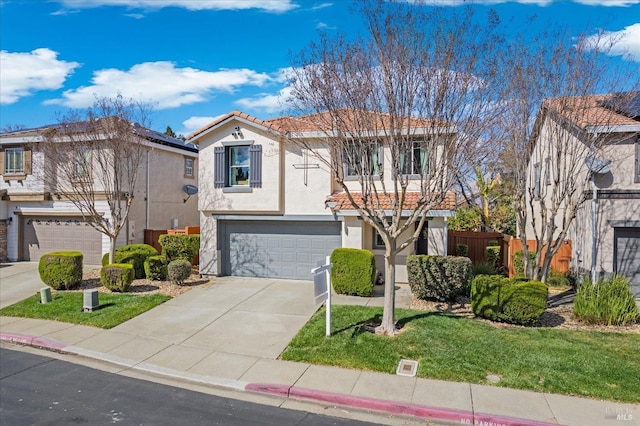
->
[377,243,397,336]
[109,235,117,264]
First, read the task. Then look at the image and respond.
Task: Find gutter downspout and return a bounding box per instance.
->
[591,176,597,284]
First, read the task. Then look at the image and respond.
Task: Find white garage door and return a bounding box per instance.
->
[22,216,103,265]
[223,221,341,280]
[614,227,640,298]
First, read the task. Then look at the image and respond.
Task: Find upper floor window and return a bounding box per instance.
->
[184,157,194,178]
[400,141,428,176]
[74,147,91,181]
[229,146,250,186]
[214,142,262,189]
[4,147,24,174]
[344,141,382,177]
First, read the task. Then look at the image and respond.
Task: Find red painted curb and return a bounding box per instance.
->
[246,383,561,426]
[0,332,66,351]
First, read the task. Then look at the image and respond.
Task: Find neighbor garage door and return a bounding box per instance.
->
[614,227,640,298]
[223,221,341,280]
[22,216,103,265]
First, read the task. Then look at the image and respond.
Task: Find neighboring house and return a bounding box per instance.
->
[0,124,199,264]
[525,92,639,297]
[188,110,456,282]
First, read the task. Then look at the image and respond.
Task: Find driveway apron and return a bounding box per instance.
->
[112,277,319,359]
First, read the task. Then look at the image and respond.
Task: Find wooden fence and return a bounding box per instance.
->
[447,231,506,268]
[507,239,572,277]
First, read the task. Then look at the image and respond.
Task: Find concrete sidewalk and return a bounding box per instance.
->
[1,265,638,426]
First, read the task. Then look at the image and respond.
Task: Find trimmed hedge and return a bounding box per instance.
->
[407,255,473,302]
[168,259,192,285]
[330,248,376,297]
[144,255,168,281]
[101,244,158,279]
[159,234,200,262]
[471,275,548,325]
[574,276,639,326]
[100,264,134,292]
[486,246,501,271]
[512,249,536,276]
[38,251,83,290]
[456,244,469,257]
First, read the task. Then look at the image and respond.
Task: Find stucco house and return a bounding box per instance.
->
[0,124,199,264]
[188,110,456,282]
[525,92,639,297]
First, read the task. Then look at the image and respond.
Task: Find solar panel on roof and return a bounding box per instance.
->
[599,91,640,119]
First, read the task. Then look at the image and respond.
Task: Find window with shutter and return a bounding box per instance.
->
[214,146,225,188]
[214,143,262,189]
[635,140,640,183]
[249,144,262,188]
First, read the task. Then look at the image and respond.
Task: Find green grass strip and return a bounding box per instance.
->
[281,305,640,403]
[0,292,170,329]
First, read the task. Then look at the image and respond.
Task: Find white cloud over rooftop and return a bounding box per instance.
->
[44,61,273,109]
[56,0,298,12]
[0,48,80,105]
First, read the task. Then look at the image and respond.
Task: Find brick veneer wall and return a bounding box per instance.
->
[0,219,7,262]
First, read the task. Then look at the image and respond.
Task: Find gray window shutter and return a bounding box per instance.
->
[214,146,225,188]
[250,144,262,188]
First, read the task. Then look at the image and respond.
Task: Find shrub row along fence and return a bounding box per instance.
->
[447,231,572,277]
[144,226,200,265]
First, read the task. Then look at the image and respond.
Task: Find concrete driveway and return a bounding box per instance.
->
[113,276,319,359]
[0,262,44,309]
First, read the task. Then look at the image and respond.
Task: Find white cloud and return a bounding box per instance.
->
[180,115,225,136]
[56,0,298,12]
[44,61,273,109]
[235,86,293,114]
[0,48,80,105]
[584,23,640,61]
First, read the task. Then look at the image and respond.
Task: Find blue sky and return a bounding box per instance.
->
[1,0,639,137]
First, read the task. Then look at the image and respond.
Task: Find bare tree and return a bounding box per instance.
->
[40,95,152,263]
[287,1,502,335]
[498,26,639,282]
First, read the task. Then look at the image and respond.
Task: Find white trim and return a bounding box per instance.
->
[585,124,640,133]
[334,209,455,217]
[289,126,456,139]
[213,214,341,222]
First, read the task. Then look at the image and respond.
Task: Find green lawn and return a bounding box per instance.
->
[281,305,640,403]
[0,292,170,329]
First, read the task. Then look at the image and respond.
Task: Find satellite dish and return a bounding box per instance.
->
[183,184,198,195]
[585,156,611,174]
[182,184,198,203]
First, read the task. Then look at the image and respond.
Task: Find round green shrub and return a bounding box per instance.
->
[38,251,83,290]
[159,234,200,262]
[407,255,473,301]
[471,274,548,325]
[144,255,168,281]
[574,276,639,326]
[168,259,192,285]
[100,264,134,292]
[330,248,376,297]
[456,244,469,257]
[113,244,158,279]
[101,253,109,266]
[485,246,501,271]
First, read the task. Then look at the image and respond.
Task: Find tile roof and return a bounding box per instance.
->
[544,92,640,130]
[327,190,456,212]
[187,109,452,141]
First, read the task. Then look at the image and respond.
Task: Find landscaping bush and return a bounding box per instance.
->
[471,275,548,325]
[487,240,499,247]
[100,264,134,292]
[485,246,501,271]
[456,244,469,257]
[38,251,83,290]
[573,276,639,326]
[111,244,158,279]
[330,248,376,297]
[512,249,537,276]
[101,253,109,266]
[144,255,168,281]
[407,255,473,301]
[546,269,571,287]
[167,259,192,285]
[159,234,200,263]
[472,261,496,276]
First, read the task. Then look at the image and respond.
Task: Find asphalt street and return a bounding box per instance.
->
[0,348,377,426]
